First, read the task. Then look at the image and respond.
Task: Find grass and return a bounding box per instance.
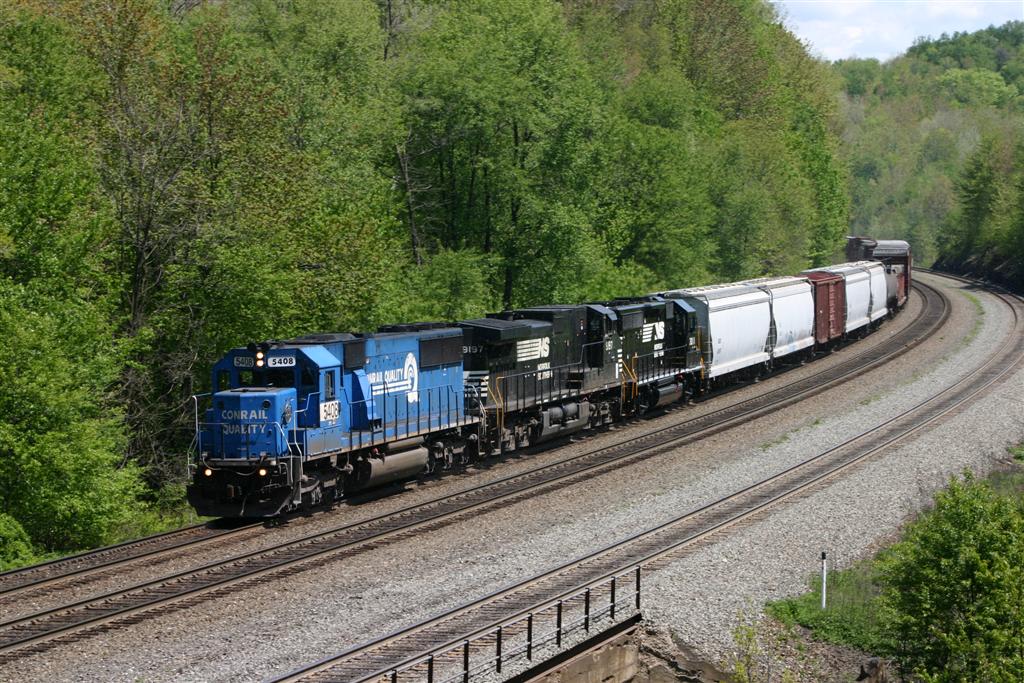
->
[988,462,1024,497]
[767,560,887,654]
[766,464,1024,659]
[859,392,883,406]
[959,290,985,345]
[759,419,823,451]
[760,433,790,451]
[1,487,210,572]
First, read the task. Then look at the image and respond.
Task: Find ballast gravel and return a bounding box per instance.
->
[3,273,1022,683]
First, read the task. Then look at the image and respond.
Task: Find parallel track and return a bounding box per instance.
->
[275,276,1023,683]
[0,282,946,661]
[0,522,260,599]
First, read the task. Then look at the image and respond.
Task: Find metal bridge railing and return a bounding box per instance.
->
[361,567,642,683]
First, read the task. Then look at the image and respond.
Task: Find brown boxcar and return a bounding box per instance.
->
[803,270,846,345]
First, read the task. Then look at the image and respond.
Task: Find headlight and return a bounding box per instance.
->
[256,359,265,368]
[204,468,213,477]
[256,351,265,360]
[258,468,268,477]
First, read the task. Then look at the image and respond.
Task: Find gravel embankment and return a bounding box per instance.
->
[4,273,1019,683]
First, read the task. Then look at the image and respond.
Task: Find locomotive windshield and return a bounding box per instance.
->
[218,367,297,390]
[261,368,296,387]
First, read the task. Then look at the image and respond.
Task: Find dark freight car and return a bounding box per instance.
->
[487,304,633,396]
[601,297,694,409]
[459,306,617,451]
[458,316,556,413]
[802,270,846,345]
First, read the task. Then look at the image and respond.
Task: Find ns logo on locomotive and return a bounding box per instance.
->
[188,237,911,517]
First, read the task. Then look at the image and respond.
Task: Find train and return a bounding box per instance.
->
[187,237,912,517]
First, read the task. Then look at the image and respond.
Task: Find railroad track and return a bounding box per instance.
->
[0,282,946,661]
[0,521,262,599]
[272,276,1024,683]
[0,299,904,607]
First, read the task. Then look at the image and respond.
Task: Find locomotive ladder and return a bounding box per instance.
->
[618,356,639,409]
[489,375,506,450]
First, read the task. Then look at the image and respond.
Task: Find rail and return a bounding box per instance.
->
[275,568,643,683]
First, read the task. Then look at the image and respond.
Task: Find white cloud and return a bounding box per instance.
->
[773,1,1024,61]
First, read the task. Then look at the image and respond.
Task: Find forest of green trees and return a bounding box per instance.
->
[0,0,848,566]
[834,22,1024,281]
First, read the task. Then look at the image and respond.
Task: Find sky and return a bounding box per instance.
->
[773,0,1024,62]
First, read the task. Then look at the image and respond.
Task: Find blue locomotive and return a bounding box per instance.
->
[188,327,473,516]
[188,238,911,517]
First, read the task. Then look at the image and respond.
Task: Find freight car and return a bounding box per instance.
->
[188,241,913,517]
[872,240,913,309]
[803,270,846,348]
[805,261,888,335]
[846,236,913,309]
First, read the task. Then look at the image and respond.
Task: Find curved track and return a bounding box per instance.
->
[274,277,1024,683]
[0,282,946,661]
[0,283,935,604]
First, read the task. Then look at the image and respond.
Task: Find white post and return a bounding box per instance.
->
[820,551,828,610]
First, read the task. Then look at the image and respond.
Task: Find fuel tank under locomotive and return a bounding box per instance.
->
[345,438,430,492]
[534,402,591,443]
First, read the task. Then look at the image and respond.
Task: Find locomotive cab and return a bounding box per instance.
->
[189,347,304,516]
[661,297,702,373]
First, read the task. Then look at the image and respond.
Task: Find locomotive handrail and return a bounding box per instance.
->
[311,383,473,454]
[274,420,302,460]
[489,342,690,386]
[479,342,688,425]
[188,393,215,477]
[194,383,473,459]
[296,391,319,418]
[492,376,505,437]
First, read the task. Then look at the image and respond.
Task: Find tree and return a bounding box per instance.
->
[391,0,610,307]
[835,58,882,98]
[1004,147,1024,284]
[0,6,144,552]
[950,138,1001,259]
[940,68,1019,107]
[878,474,1024,681]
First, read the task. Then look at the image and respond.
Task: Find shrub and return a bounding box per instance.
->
[0,513,36,570]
